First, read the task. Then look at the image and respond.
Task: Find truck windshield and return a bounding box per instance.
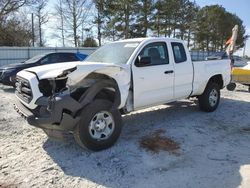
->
[85,42,140,64]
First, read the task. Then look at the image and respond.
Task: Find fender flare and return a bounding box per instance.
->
[78,79,121,109]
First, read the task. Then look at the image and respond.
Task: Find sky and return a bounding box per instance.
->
[45,0,250,56]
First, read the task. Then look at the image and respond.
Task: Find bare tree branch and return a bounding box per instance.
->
[0,0,30,22]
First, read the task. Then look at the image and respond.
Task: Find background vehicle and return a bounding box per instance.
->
[14,38,231,151]
[0,52,87,87]
[232,55,248,67]
[206,54,248,67]
[227,63,250,92]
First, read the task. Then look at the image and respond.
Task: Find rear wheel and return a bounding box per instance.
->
[226,83,236,91]
[198,82,220,112]
[74,99,122,151]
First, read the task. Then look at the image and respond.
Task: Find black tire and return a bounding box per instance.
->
[198,82,220,112]
[226,83,236,91]
[248,86,250,93]
[74,99,122,151]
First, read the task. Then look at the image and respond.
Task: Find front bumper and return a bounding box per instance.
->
[14,79,121,133]
[14,94,82,131]
[0,75,15,86]
[0,70,16,86]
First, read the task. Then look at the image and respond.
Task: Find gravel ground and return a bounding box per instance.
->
[0,84,250,188]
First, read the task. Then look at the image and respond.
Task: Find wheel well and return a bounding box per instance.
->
[208,75,223,89]
[85,73,117,102]
[95,88,115,102]
[76,73,121,108]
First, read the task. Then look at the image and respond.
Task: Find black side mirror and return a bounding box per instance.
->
[136,56,151,67]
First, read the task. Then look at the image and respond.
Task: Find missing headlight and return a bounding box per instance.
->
[39,78,68,97]
[39,79,52,97]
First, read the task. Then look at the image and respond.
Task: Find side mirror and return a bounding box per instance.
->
[136,56,151,67]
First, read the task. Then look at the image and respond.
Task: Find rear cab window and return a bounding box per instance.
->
[171,42,187,63]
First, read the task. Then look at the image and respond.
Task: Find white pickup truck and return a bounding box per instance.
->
[14,38,231,151]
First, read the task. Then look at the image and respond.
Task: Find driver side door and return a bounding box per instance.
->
[132,42,174,109]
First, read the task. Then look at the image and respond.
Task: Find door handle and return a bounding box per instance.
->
[164,70,174,74]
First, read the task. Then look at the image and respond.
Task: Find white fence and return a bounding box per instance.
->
[0,47,97,66]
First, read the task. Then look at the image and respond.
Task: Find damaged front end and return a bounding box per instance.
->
[15,65,125,135]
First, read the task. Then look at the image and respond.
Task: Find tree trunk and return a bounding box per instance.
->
[157,14,160,37]
[168,26,171,37]
[220,38,224,51]
[206,38,209,52]
[187,29,191,49]
[73,0,77,47]
[38,13,42,47]
[97,9,101,46]
[59,0,65,47]
[124,3,129,38]
[164,18,168,37]
[142,0,149,37]
[61,19,65,47]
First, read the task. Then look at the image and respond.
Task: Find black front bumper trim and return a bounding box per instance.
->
[14,96,82,131]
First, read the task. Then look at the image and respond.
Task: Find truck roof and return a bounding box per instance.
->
[116,37,184,43]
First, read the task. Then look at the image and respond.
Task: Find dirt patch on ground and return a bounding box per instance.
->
[241,127,250,132]
[139,129,180,154]
[0,183,17,188]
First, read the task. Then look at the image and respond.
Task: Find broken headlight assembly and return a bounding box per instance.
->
[38,67,77,97]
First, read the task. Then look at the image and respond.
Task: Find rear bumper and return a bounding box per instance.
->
[14,95,82,131]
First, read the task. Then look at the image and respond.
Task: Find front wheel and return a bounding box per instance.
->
[74,99,122,151]
[198,83,220,112]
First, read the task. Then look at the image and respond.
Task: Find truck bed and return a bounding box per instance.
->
[192,59,231,96]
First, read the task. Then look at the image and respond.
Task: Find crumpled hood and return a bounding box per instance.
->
[21,61,130,81]
[23,61,80,79]
[20,61,131,109]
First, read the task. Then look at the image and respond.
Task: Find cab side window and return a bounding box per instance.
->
[48,54,61,63]
[137,42,169,66]
[40,54,60,64]
[171,42,187,63]
[40,56,49,64]
[61,53,78,62]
